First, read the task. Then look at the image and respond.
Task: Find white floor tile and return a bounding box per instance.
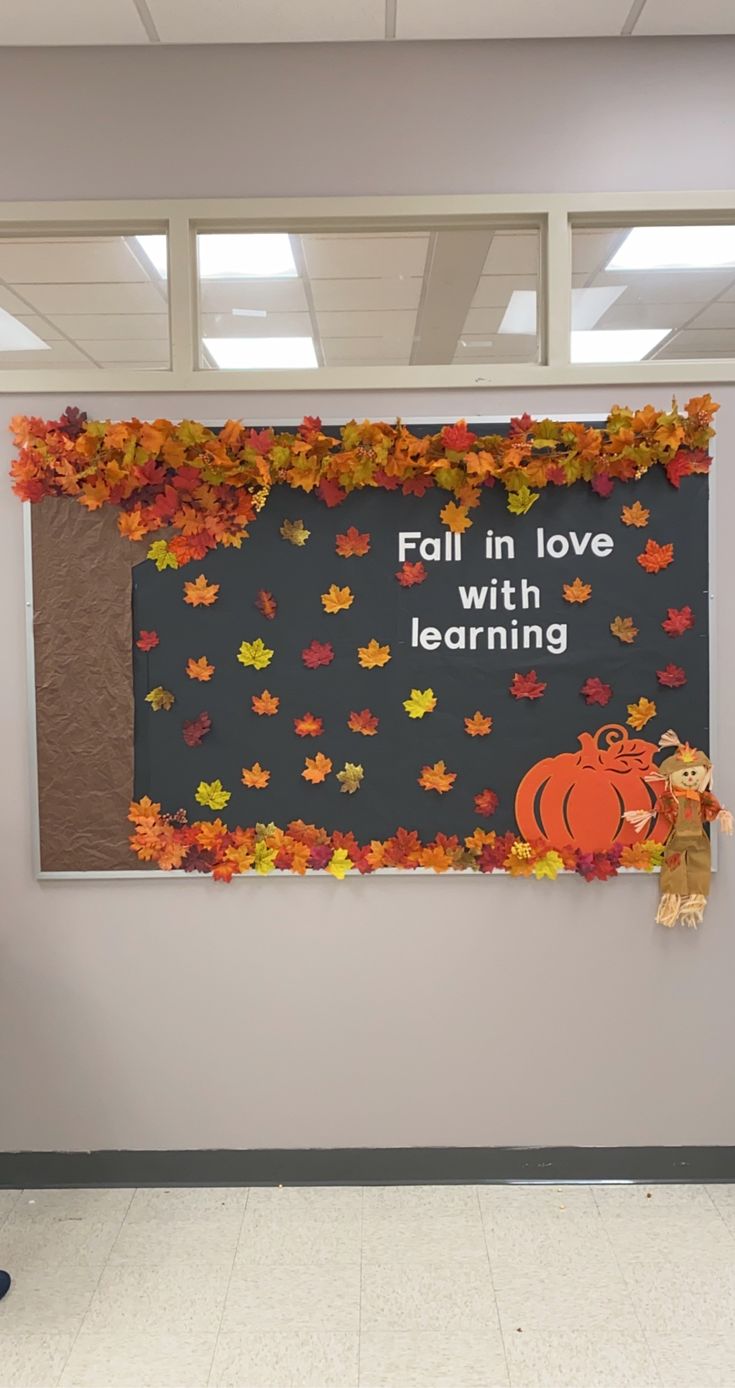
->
[0,1219,122,1273]
[82,1261,230,1337]
[505,1327,660,1387]
[0,1263,100,1333]
[221,1261,360,1332]
[0,1190,21,1225]
[593,1182,719,1218]
[245,1185,362,1216]
[59,1331,216,1387]
[362,1213,487,1264]
[604,1211,735,1263]
[648,1331,735,1386]
[493,1249,640,1333]
[619,1250,735,1334]
[478,1184,599,1228]
[361,1260,498,1332]
[359,1329,509,1387]
[108,1216,240,1267]
[364,1185,480,1218]
[209,1329,358,1386]
[10,1189,134,1224]
[124,1187,247,1224]
[0,1332,75,1387]
[706,1184,735,1232]
[235,1209,361,1267]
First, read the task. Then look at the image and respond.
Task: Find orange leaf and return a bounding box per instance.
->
[627,696,657,731]
[321,584,354,614]
[439,500,472,533]
[241,762,270,789]
[419,844,455,873]
[117,508,148,541]
[562,577,592,604]
[255,589,277,620]
[464,711,493,737]
[357,639,391,669]
[418,760,457,794]
[347,708,379,736]
[294,712,324,737]
[620,500,650,528]
[302,752,333,784]
[637,539,674,573]
[251,689,279,716]
[183,573,220,607]
[335,526,371,557]
[186,656,215,681]
[610,615,638,644]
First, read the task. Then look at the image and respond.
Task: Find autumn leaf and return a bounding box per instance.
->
[420,844,455,873]
[237,638,273,670]
[439,500,472,533]
[509,670,546,700]
[302,752,333,784]
[403,688,437,719]
[662,605,694,637]
[280,518,310,546]
[610,615,638,644]
[294,712,324,737]
[241,762,270,789]
[621,501,650,528]
[117,508,148,541]
[321,584,354,614]
[136,629,159,651]
[580,676,613,706]
[183,574,220,607]
[627,696,657,731]
[418,761,456,794]
[348,708,379,736]
[195,778,231,810]
[637,539,674,573]
[395,560,428,587]
[357,639,391,669]
[474,788,499,818]
[145,686,174,711]
[186,656,215,682]
[255,589,277,620]
[302,640,335,669]
[182,711,211,746]
[506,485,539,516]
[464,711,493,737]
[442,421,477,452]
[657,663,687,688]
[147,539,179,571]
[326,847,353,880]
[336,762,364,794]
[562,577,592,604]
[251,690,279,716]
[335,526,370,557]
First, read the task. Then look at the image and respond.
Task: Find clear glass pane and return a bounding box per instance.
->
[196,226,541,369]
[0,233,169,370]
[571,223,735,362]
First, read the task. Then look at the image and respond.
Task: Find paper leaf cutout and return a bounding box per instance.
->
[403,688,437,719]
[294,712,324,737]
[186,656,215,682]
[580,676,613,706]
[621,501,650,528]
[610,615,638,644]
[637,539,674,573]
[395,561,428,587]
[302,640,335,669]
[280,518,310,546]
[439,500,472,533]
[147,539,179,571]
[336,762,364,794]
[302,752,333,784]
[506,485,539,516]
[182,711,211,746]
[237,638,273,670]
[509,670,546,700]
[357,639,391,669]
[662,605,694,637]
[136,629,159,651]
[474,788,499,818]
[195,779,231,810]
[251,690,279,716]
[241,762,270,788]
[627,696,657,730]
[464,712,493,737]
[657,663,687,688]
[348,708,379,736]
[183,574,220,606]
[255,589,277,620]
[335,526,370,557]
[145,686,174,711]
[321,584,354,614]
[418,761,456,793]
[562,577,592,604]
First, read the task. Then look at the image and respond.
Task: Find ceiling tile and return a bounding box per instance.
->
[148,0,385,42]
[471,274,538,308]
[200,312,313,338]
[80,339,170,364]
[0,286,35,315]
[48,314,170,341]
[592,271,735,304]
[0,0,148,43]
[310,277,423,313]
[321,337,410,364]
[14,315,64,341]
[317,309,416,339]
[635,0,735,34]
[657,328,735,356]
[303,237,429,280]
[462,307,504,334]
[199,280,309,315]
[595,302,695,331]
[396,0,631,39]
[14,283,167,316]
[0,239,152,285]
[0,341,93,366]
[687,300,735,329]
[482,233,540,276]
[572,231,630,276]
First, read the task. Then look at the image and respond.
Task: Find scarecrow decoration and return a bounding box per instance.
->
[624,730,732,928]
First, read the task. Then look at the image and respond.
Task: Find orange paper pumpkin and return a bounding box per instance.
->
[514,724,666,853]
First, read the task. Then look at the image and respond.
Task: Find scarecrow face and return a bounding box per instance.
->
[671,763,709,792]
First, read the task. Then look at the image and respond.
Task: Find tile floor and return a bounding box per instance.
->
[1,1183,735,1385]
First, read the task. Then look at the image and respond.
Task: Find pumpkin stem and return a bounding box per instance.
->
[594,724,627,750]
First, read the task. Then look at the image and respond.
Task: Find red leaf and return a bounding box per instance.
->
[182,711,212,747]
[637,539,674,573]
[335,526,371,557]
[317,478,347,508]
[373,469,400,490]
[591,473,614,497]
[255,589,278,620]
[299,415,322,438]
[395,560,428,587]
[662,605,694,636]
[665,447,711,488]
[246,428,275,456]
[509,412,534,437]
[348,708,379,736]
[509,670,547,700]
[136,629,159,652]
[441,421,477,452]
[294,712,324,737]
[657,663,687,688]
[474,788,499,818]
[580,676,613,706]
[149,485,179,520]
[301,640,335,669]
[401,475,434,497]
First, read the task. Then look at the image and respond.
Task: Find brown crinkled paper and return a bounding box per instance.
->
[31,500,147,871]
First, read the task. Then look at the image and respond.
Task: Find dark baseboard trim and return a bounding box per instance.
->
[1,1146,735,1187]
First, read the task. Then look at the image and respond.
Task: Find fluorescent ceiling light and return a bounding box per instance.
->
[232,308,267,318]
[135,235,168,278]
[499,286,626,335]
[198,234,297,280]
[571,328,670,363]
[607,226,735,270]
[204,336,317,370]
[0,308,50,352]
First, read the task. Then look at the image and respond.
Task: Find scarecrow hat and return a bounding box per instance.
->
[657,728,712,779]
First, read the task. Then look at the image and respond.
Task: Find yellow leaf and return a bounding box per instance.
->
[627,697,657,731]
[147,539,179,571]
[439,500,473,533]
[507,486,539,516]
[237,638,274,670]
[195,779,231,810]
[336,762,364,794]
[403,688,437,719]
[321,584,354,614]
[610,615,638,644]
[562,577,592,604]
[357,639,391,669]
[533,850,565,880]
[145,686,174,711]
[280,517,310,546]
[326,847,353,880]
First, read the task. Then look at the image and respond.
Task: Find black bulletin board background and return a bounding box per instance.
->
[133,423,709,842]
